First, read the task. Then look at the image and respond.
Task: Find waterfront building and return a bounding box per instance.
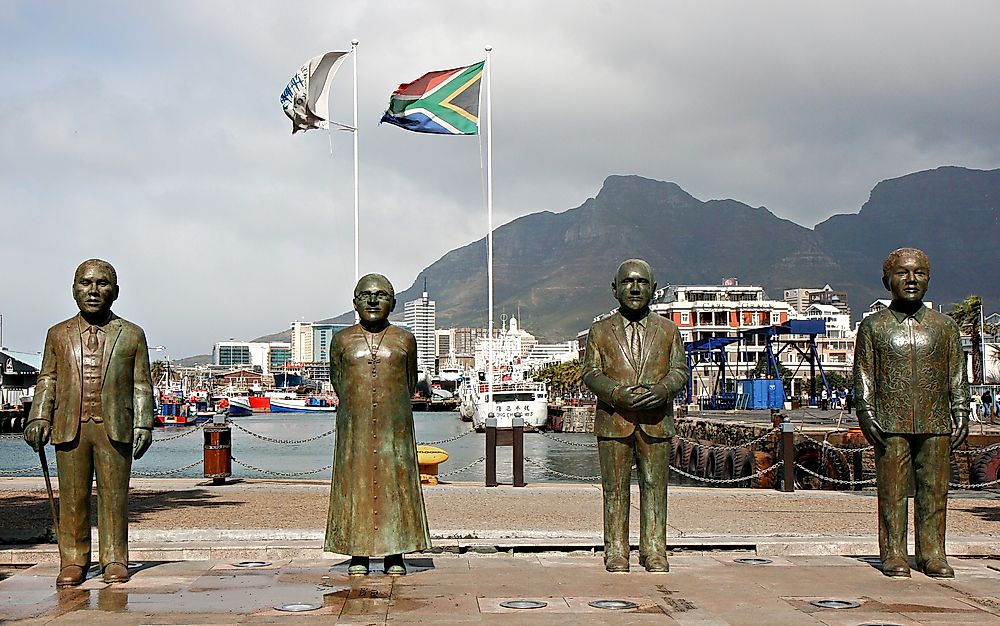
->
[808,284,851,318]
[0,349,40,407]
[212,340,291,376]
[404,291,436,372]
[799,304,854,377]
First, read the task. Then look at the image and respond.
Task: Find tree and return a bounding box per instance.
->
[949,295,984,384]
[150,360,167,388]
[532,359,584,395]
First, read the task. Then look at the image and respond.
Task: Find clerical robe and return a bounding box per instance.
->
[324,324,431,556]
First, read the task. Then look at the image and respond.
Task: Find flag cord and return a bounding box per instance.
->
[485,46,494,414]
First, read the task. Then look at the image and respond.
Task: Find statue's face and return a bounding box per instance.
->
[73,263,118,318]
[353,276,395,324]
[885,252,929,304]
[613,262,655,314]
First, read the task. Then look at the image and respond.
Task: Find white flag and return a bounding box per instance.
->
[280,51,350,134]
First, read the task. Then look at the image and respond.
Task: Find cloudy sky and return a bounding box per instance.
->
[3,1,999,359]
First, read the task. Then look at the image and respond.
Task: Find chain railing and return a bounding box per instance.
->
[416,429,476,446]
[0,462,50,475]
[229,420,335,445]
[523,456,606,480]
[436,456,486,477]
[153,420,209,441]
[535,431,598,447]
[671,460,784,485]
[231,456,333,478]
[132,459,203,477]
[794,430,874,453]
[793,462,876,487]
[676,428,778,452]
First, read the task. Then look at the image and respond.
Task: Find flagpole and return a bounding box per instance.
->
[352,39,360,323]
[485,46,494,415]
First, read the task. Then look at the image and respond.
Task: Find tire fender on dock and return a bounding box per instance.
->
[971,448,1000,486]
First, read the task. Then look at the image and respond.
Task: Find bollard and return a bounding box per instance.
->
[512,416,524,487]
[781,417,795,492]
[485,415,497,487]
[204,415,232,485]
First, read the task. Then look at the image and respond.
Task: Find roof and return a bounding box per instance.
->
[0,350,42,372]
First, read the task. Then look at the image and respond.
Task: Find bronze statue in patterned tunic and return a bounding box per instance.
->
[582,259,688,573]
[325,274,430,576]
[23,259,155,587]
[854,248,970,578]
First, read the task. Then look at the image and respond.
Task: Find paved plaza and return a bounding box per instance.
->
[1,480,998,624]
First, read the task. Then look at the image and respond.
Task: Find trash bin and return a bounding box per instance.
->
[203,424,232,485]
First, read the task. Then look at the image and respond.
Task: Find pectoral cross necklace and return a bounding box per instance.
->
[364,327,388,378]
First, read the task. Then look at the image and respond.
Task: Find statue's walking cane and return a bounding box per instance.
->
[38,445,59,529]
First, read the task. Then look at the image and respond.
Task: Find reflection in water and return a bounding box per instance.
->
[96,587,129,612]
[56,588,90,614]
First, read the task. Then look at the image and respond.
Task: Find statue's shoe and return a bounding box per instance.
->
[604,556,630,573]
[102,563,130,584]
[56,565,87,588]
[640,555,670,573]
[881,556,911,578]
[348,556,369,577]
[384,555,406,576]
[920,558,955,579]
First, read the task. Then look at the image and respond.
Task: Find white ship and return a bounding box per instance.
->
[458,316,550,431]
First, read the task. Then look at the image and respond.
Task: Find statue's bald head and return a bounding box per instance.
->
[74,259,118,286]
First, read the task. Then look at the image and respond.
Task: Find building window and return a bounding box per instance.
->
[681,312,689,325]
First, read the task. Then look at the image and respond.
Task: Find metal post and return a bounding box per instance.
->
[512,416,524,487]
[485,415,497,487]
[781,417,795,492]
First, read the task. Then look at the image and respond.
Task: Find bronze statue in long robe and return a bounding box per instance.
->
[325,275,430,558]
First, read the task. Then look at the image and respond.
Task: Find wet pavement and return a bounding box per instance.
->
[3,551,1000,624]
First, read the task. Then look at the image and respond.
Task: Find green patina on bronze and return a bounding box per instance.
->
[325,273,430,557]
[582,259,687,572]
[854,247,970,578]
[23,259,155,586]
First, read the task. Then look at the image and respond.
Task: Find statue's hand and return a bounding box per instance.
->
[631,383,670,410]
[133,428,152,460]
[951,413,970,451]
[857,412,886,449]
[613,385,647,410]
[23,421,50,451]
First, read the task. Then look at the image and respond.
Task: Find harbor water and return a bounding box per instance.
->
[0,412,615,484]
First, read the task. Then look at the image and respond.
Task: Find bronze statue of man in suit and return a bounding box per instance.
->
[854,247,970,578]
[24,259,155,587]
[583,259,688,572]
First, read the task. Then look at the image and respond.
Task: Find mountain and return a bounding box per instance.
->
[248,166,999,348]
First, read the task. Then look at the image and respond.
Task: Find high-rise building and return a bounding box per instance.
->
[290,321,314,364]
[404,291,436,372]
[783,287,820,314]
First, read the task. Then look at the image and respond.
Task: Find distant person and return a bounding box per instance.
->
[23,259,155,587]
[325,274,430,576]
[854,248,969,578]
[845,388,854,413]
[582,259,688,573]
[981,389,993,421]
[820,387,829,411]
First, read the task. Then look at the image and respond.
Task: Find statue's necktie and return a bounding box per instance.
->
[87,326,99,352]
[628,322,642,366]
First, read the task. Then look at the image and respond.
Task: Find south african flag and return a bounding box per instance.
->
[380,61,484,135]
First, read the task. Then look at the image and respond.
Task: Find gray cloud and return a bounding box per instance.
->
[3,0,999,357]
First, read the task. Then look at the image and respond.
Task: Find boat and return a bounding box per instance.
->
[270,396,337,413]
[464,379,548,431]
[227,396,253,417]
[459,316,550,431]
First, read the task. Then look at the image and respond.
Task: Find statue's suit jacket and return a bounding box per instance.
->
[582,310,688,439]
[29,314,155,445]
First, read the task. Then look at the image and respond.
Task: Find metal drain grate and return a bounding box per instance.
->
[274,603,321,612]
[233,561,272,568]
[810,599,861,609]
[589,600,638,610]
[734,558,772,565]
[500,600,547,609]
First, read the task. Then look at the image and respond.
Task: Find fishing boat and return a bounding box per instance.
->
[227,396,253,417]
[270,396,337,413]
